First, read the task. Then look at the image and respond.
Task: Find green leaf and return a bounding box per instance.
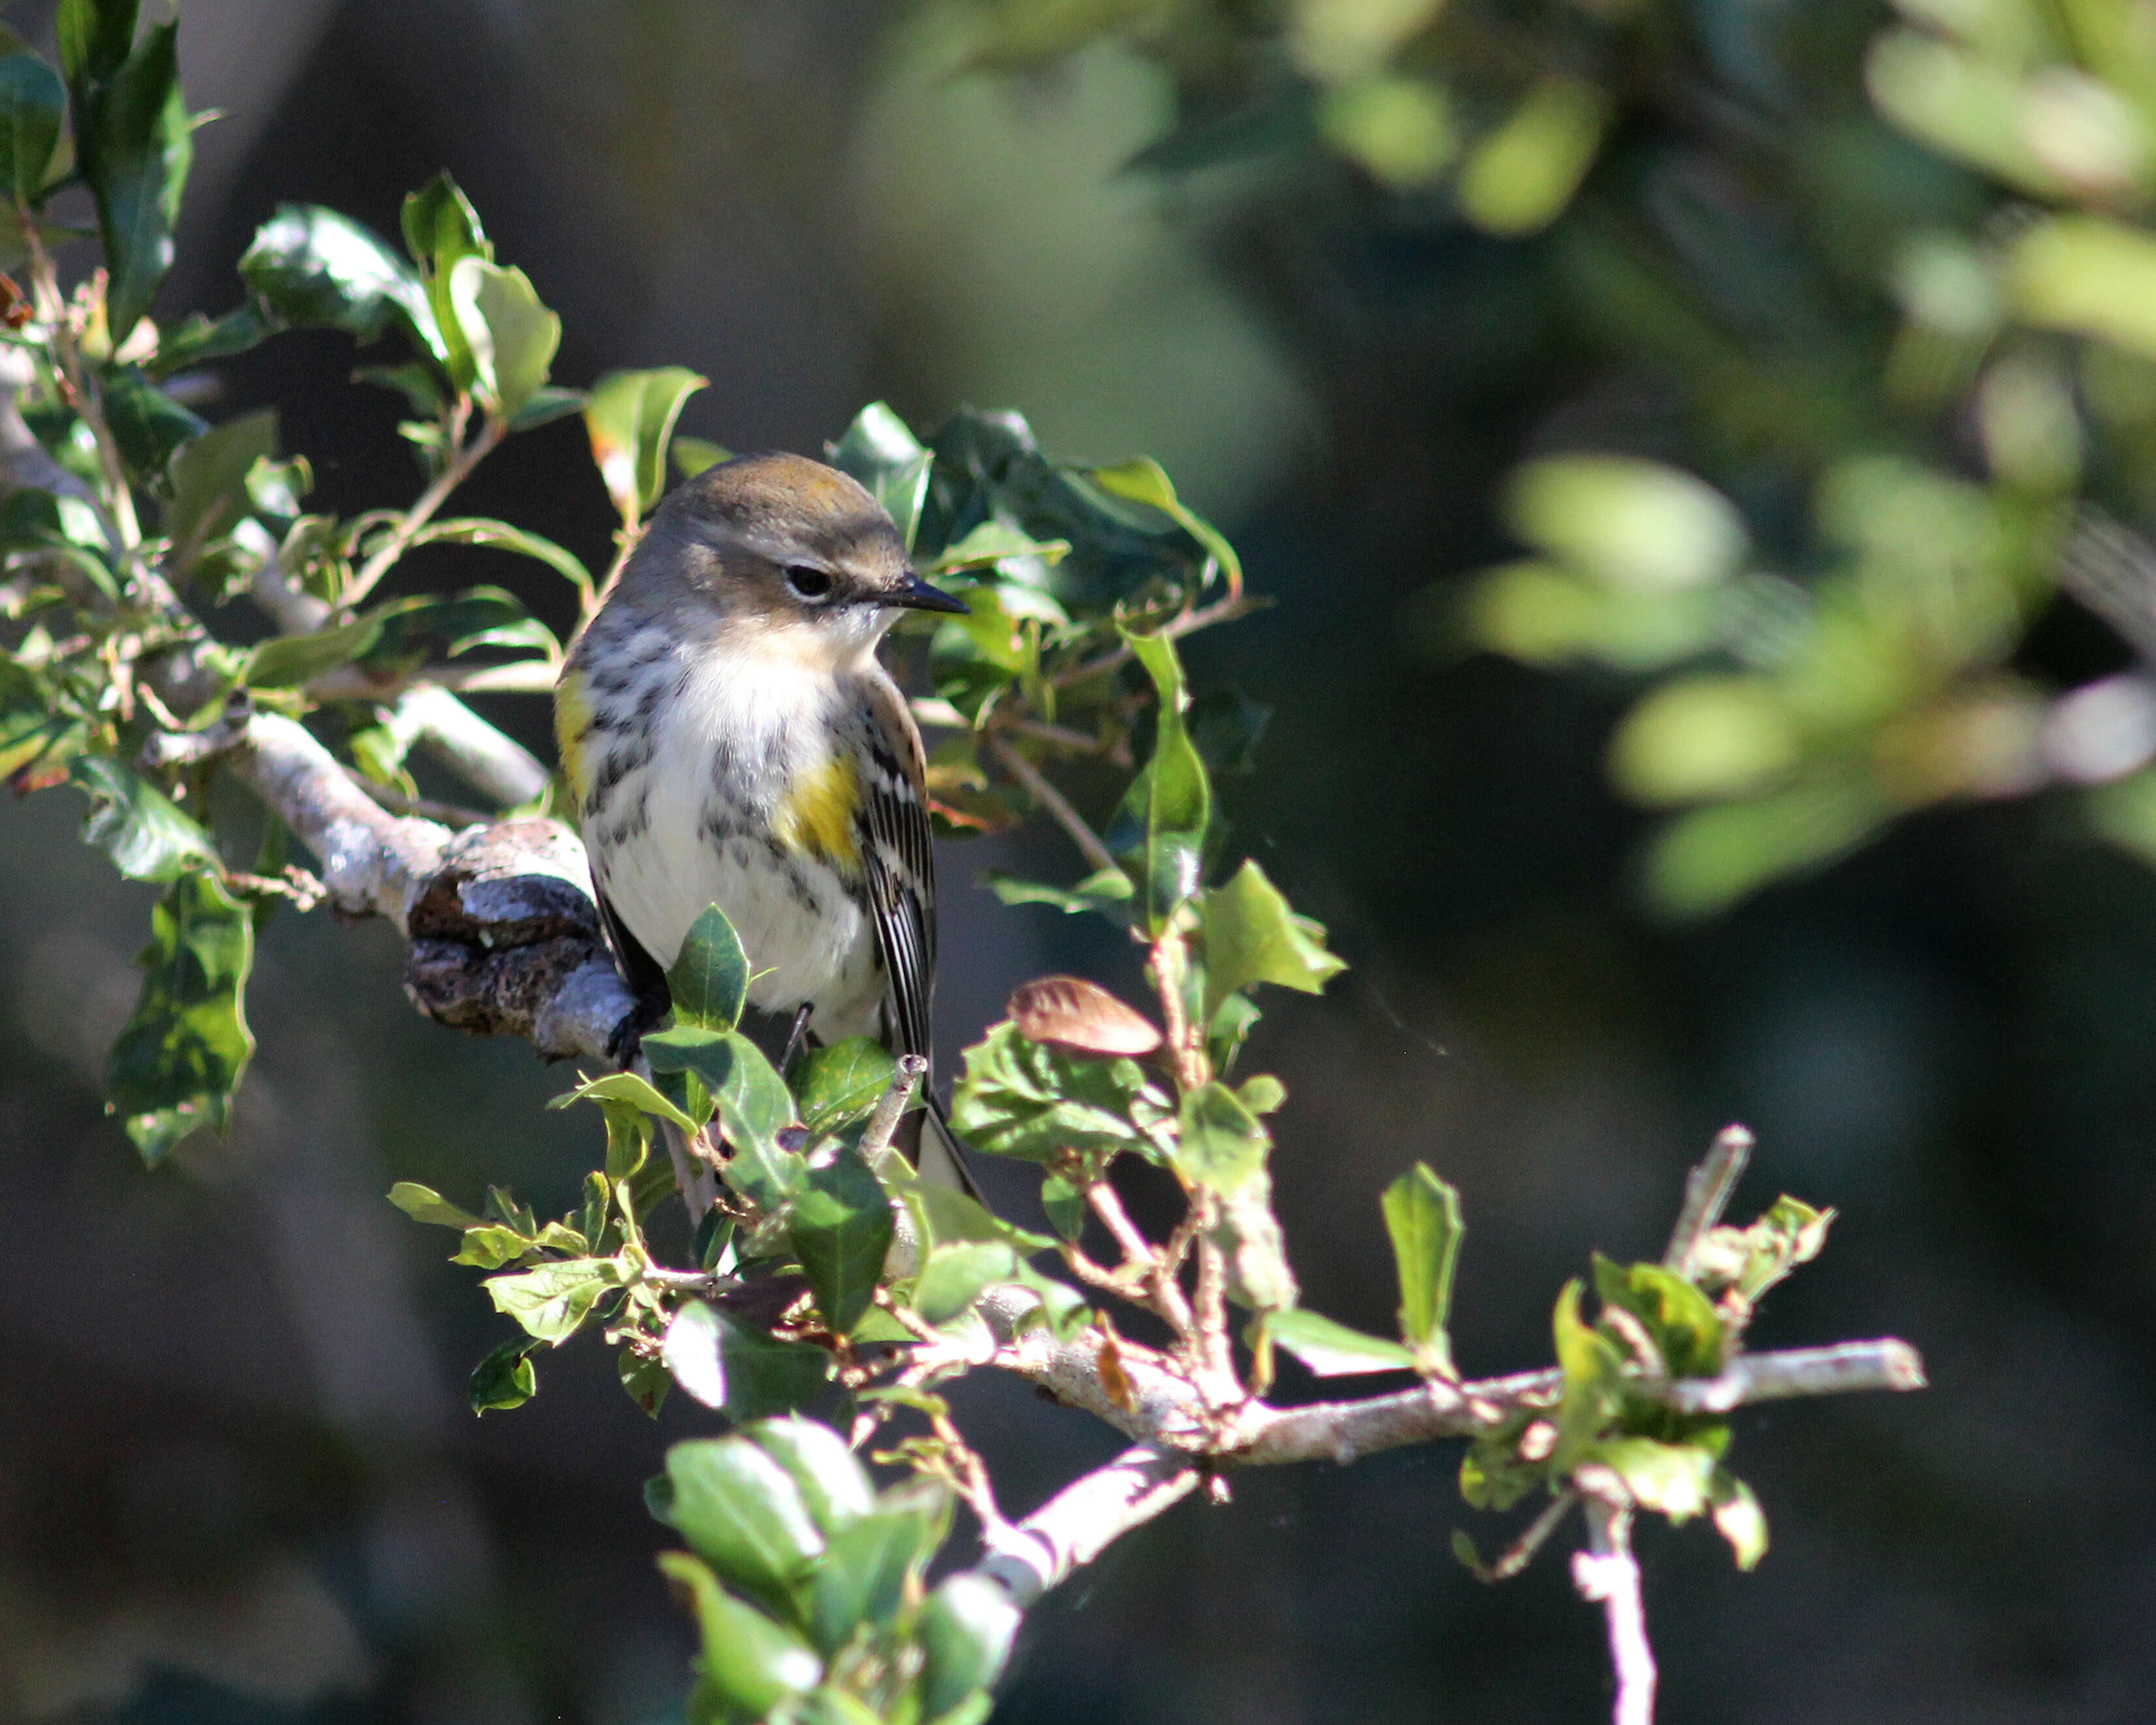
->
[104,869,255,1164]
[1550,1279,1624,1471]
[57,0,138,90]
[468,1338,538,1413]
[643,1026,801,1204]
[925,516,1070,576]
[744,1417,875,1536]
[483,1257,615,1345]
[1200,860,1347,1016]
[620,1347,671,1417]
[408,517,592,596]
[1592,1255,1726,1379]
[790,1146,894,1334]
[659,1434,826,1609]
[667,903,750,1031]
[662,1299,832,1421]
[548,1067,699,1132]
[1383,1163,1462,1374]
[102,365,207,485]
[165,409,277,556]
[793,1037,899,1135]
[69,756,219,882]
[982,866,1134,916]
[673,435,730,479]
[1265,1308,1417,1376]
[809,1494,950,1652]
[400,171,489,387]
[915,1573,1022,1725]
[0,52,65,203]
[1709,1468,1767,1570]
[1174,1080,1270,1195]
[240,204,434,350]
[585,366,708,525]
[150,300,278,375]
[387,1180,483,1230]
[1038,1172,1085,1242]
[656,1551,822,1720]
[899,1178,1054,1254]
[450,1225,532,1270]
[1591,1436,1718,1523]
[447,256,558,417]
[1090,455,1242,589]
[505,383,587,433]
[242,612,380,689]
[80,20,190,342]
[950,1019,1174,1165]
[911,1240,1018,1326]
[828,402,931,549]
[1459,1426,1543,1513]
[1109,627,1211,933]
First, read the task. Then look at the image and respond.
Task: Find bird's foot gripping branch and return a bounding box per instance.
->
[0,7,1922,1720]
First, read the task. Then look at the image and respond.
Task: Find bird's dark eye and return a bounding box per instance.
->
[784,565,833,602]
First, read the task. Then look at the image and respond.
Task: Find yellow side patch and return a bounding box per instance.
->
[775,752,860,868]
[554,669,596,805]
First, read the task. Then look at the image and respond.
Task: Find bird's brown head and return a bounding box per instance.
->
[617,451,966,664]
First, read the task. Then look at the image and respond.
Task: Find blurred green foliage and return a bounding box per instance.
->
[963,0,2156,914]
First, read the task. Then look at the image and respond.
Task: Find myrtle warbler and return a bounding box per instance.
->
[555,452,976,1191]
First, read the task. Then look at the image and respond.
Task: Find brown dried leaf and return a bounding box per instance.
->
[1095,1314,1136,1411]
[1010,975,1164,1058]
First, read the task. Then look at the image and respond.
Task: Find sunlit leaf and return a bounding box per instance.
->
[1200,859,1346,1016]
[1382,1163,1462,1373]
[483,1257,615,1345]
[585,366,708,525]
[667,903,750,1031]
[104,869,255,1164]
[1108,627,1210,933]
[1266,1307,1417,1376]
[915,1573,1021,1725]
[794,1037,899,1136]
[656,1551,822,1720]
[789,1146,893,1333]
[69,756,219,882]
[449,256,559,416]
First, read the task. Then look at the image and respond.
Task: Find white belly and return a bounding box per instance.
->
[584,651,885,1040]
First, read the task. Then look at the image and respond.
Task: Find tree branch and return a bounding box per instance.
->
[974,1444,1202,1607]
[1573,1488,1654,1725]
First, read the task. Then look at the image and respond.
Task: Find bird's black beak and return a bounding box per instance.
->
[886,571,971,614]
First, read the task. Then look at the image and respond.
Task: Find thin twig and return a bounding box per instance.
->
[985,732,1119,873]
[1573,1483,1656,1725]
[1088,1179,1197,1335]
[1049,591,1255,690]
[1472,1489,1578,1583]
[862,1055,928,1162]
[340,768,492,830]
[974,1444,1200,1607]
[340,411,506,609]
[1664,1125,1753,1275]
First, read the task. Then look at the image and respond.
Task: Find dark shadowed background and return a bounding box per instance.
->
[3,1,2151,1722]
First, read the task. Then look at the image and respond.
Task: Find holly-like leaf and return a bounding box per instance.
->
[408,517,592,597]
[828,401,932,549]
[448,256,559,417]
[102,365,206,485]
[668,903,750,1031]
[909,1240,1018,1327]
[1174,1080,1270,1195]
[0,52,65,204]
[1109,627,1210,934]
[239,204,435,351]
[104,869,255,1164]
[483,1257,616,1345]
[1383,1163,1462,1374]
[548,1067,699,1132]
[165,409,277,558]
[1090,455,1241,589]
[69,756,219,882]
[1265,1308,1417,1376]
[662,1299,832,1421]
[1591,1436,1720,1523]
[585,366,707,526]
[982,866,1134,916]
[951,1020,1173,1165]
[1200,859,1347,1016]
[1592,1255,1726,1379]
[643,1026,801,1205]
[469,1338,539,1413]
[744,1418,875,1537]
[400,171,489,387]
[387,1180,484,1230]
[793,1037,899,1135]
[656,1551,823,1720]
[656,1433,827,1613]
[79,20,190,342]
[1550,1279,1625,1470]
[789,1146,894,1334]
